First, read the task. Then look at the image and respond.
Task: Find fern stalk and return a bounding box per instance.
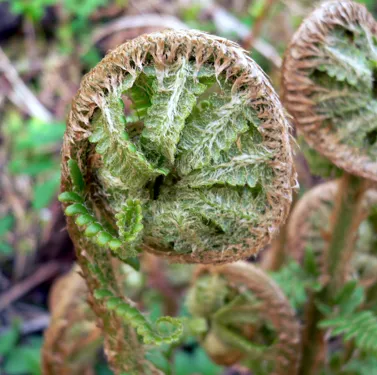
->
[299,292,326,375]
[282,2,377,373]
[325,173,368,291]
[67,226,152,374]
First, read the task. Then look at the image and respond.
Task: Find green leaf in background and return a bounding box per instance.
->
[95,362,113,375]
[355,0,376,11]
[64,0,108,18]
[334,280,365,315]
[249,0,266,18]
[270,255,321,311]
[9,158,56,176]
[3,336,42,375]
[173,346,223,375]
[0,320,20,357]
[319,310,377,354]
[343,357,377,375]
[15,119,66,151]
[0,242,14,255]
[146,347,170,374]
[0,215,15,255]
[8,0,55,22]
[81,46,102,68]
[0,215,14,237]
[32,171,61,210]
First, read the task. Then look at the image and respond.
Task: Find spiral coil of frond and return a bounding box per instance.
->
[282,0,377,181]
[61,29,295,264]
[287,181,377,284]
[42,266,102,375]
[186,262,301,375]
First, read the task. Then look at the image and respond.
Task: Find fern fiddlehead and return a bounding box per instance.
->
[282,3,377,374]
[186,262,301,375]
[42,265,102,375]
[62,30,295,265]
[59,30,295,374]
[282,0,377,181]
[287,180,377,286]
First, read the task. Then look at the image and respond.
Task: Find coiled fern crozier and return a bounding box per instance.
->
[42,265,102,375]
[287,181,377,286]
[59,30,295,373]
[282,2,377,374]
[282,0,377,181]
[186,262,301,375]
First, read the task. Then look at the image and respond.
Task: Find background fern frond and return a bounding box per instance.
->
[319,310,377,353]
[270,251,321,310]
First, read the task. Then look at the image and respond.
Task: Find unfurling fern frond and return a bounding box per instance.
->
[186,262,301,375]
[62,29,295,265]
[59,30,295,374]
[282,0,377,181]
[286,180,377,287]
[94,288,182,345]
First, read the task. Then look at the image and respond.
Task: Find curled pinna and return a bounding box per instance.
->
[61,29,295,264]
[186,262,301,375]
[282,0,377,181]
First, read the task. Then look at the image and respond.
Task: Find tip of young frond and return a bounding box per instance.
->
[93,286,183,345]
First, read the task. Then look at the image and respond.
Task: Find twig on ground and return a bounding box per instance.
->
[0,262,61,312]
[20,314,51,335]
[0,47,53,122]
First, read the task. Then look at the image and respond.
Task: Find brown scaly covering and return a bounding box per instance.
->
[287,180,377,284]
[61,29,296,264]
[189,262,301,375]
[282,0,377,182]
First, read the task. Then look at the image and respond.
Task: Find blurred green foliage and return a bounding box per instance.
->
[0,215,14,254]
[271,248,322,310]
[5,113,64,210]
[0,322,42,375]
[7,0,55,22]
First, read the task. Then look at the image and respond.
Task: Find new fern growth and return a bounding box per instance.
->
[282,0,377,181]
[58,30,295,374]
[287,180,377,286]
[61,30,295,265]
[42,265,102,375]
[186,262,301,375]
[282,2,377,374]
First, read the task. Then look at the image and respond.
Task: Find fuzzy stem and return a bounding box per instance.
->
[299,292,326,375]
[300,173,367,375]
[325,173,367,292]
[67,220,155,375]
